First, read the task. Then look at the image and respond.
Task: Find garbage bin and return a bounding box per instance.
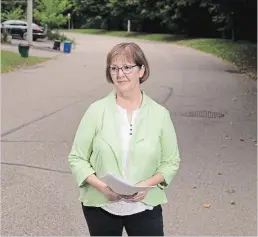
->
[63,41,72,53]
[18,44,30,58]
[53,40,61,50]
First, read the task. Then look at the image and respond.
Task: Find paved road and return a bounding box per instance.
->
[1,33,257,236]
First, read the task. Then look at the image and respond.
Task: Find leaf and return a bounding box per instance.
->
[226,188,235,193]
[224,134,232,140]
[221,144,227,149]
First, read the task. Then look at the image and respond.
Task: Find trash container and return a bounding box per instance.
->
[63,41,72,53]
[18,44,30,58]
[53,40,61,50]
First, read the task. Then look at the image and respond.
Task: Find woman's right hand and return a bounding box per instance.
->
[100,186,121,201]
[85,174,121,201]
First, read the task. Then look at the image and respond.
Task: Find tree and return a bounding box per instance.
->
[33,0,73,29]
[1,0,27,13]
[1,6,25,21]
[204,0,248,40]
[58,0,256,41]
[71,0,112,29]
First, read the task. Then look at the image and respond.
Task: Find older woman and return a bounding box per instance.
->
[68,42,180,236]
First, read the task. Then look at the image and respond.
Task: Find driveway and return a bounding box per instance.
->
[1,33,257,236]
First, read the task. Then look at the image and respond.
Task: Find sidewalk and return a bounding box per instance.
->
[1,38,62,58]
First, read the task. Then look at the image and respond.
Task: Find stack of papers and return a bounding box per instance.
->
[99,173,155,195]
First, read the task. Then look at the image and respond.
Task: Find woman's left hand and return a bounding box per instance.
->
[128,190,148,202]
[125,181,149,202]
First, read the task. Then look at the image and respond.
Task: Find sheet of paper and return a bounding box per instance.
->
[99,173,155,195]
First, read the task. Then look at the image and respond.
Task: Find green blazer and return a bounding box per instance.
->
[68,90,180,207]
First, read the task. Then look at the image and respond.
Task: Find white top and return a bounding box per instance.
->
[101,105,153,216]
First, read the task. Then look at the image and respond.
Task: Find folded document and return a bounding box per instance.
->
[99,173,155,195]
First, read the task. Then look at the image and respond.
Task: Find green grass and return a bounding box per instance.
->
[1,50,48,73]
[176,38,257,78]
[65,29,257,79]
[64,29,187,41]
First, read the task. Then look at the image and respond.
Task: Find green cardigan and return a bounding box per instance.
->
[68,90,180,207]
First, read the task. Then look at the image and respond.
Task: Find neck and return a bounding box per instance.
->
[116,88,142,110]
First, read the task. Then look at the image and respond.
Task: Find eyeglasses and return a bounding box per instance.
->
[109,65,138,75]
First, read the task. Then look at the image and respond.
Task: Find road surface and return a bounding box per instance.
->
[1,33,257,236]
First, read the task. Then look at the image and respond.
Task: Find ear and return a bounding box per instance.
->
[139,65,145,78]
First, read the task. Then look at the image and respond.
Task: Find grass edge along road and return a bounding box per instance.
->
[64,29,257,79]
[1,50,48,73]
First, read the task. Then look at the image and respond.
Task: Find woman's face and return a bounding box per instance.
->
[109,55,145,93]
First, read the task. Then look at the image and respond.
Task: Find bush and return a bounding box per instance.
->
[47,30,71,42]
[1,28,12,44]
[81,17,103,29]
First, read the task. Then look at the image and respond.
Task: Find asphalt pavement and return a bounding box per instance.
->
[1,33,257,236]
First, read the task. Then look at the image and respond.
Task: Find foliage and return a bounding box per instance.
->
[71,0,256,41]
[47,30,71,42]
[1,0,27,13]
[1,6,25,21]
[1,29,12,44]
[33,0,73,29]
[1,0,256,41]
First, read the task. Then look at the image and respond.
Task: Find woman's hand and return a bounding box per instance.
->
[100,186,122,201]
[124,181,149,202]
[85,174,121,201]
[127,191,148,202]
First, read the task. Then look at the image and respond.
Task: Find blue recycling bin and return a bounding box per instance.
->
[63,41,72,53]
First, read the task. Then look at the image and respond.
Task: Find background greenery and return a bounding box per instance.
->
[1,50,48,72]
[1,0,256,42]
[1,0,256,77]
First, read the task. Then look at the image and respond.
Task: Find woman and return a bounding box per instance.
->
[68,42,180,236]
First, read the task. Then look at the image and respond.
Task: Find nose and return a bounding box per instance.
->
[117,68,124,77]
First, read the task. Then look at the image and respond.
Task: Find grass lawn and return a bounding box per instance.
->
[65,29,257,79]
[65,29,187,41]
[177,38,257,79]
[1,50,48,73]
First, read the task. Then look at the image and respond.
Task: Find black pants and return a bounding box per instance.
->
[82,203,164,236]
